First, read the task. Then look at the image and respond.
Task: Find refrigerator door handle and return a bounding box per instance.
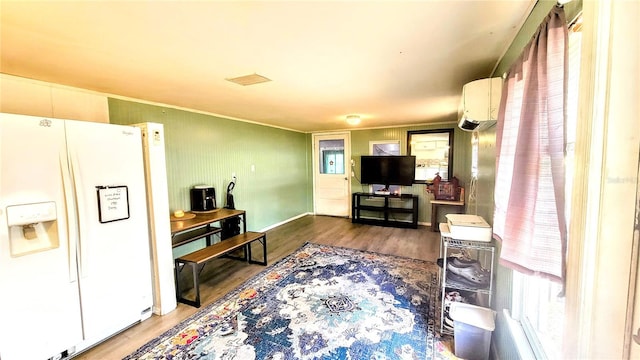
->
[61,152,79,283]
[68,151,88,279]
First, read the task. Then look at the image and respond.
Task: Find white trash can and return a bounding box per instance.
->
[449,302,496,360]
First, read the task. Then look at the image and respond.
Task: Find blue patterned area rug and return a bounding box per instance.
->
[125,242,442,360]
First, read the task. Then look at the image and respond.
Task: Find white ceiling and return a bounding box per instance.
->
[0,1,535,132]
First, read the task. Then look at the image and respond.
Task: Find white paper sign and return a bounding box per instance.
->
[97,186,130,223]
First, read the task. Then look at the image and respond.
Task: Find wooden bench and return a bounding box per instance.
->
[174,231,267,307]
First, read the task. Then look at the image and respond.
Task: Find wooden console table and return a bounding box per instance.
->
[170,208,246,248]
[171,209,267,307]
[430,199,465,232]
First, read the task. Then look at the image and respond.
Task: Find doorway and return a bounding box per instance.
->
[312,132,351,217]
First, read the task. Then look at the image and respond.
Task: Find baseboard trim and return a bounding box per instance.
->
[259,212,313,232]
[258,213,426,232]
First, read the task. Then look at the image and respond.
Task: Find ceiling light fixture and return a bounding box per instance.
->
[346,115,361,125]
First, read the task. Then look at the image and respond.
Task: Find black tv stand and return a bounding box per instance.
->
[351,192,418,229]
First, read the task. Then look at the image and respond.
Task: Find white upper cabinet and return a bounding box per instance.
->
[0,74,109,123]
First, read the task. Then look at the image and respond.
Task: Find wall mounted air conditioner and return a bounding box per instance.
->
[458,77,503,132]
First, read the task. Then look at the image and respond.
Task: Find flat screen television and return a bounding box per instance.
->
[360,155,416,187]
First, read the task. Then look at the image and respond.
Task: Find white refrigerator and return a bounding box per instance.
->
[0,113,153,360]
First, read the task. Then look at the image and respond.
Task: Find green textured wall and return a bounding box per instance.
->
[493,0,583,78]
[349,124,472,225]
[108,99,312,241]
[108,97,471,235]
[475,126,518,360]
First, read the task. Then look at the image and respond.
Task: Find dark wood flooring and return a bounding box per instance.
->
[74,215,441,360]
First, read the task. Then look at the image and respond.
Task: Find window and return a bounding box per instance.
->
[319,139,345,174]
[509,15,582,359]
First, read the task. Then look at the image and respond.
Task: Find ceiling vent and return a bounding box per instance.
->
[226,73,271,86]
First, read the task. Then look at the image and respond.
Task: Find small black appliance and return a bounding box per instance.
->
[221,178,240,239]
[190,186,216,212]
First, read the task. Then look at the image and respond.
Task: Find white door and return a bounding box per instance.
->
[65,120,152,347]
[0,114,83,360]
[313,133,351,217]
